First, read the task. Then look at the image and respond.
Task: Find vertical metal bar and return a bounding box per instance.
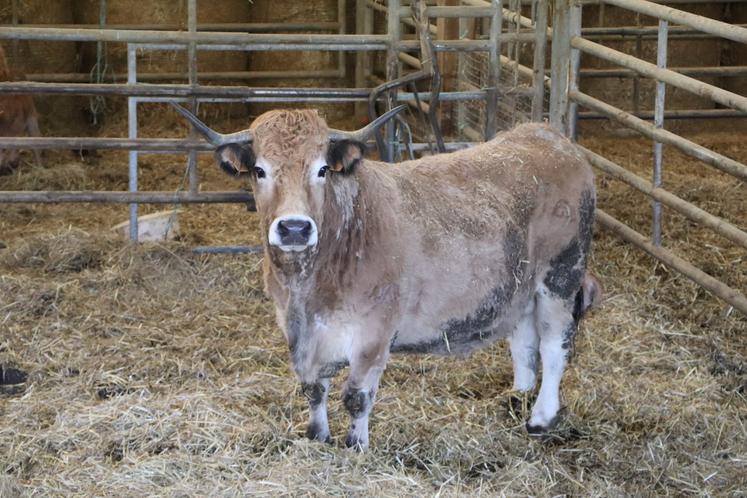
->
[511,0,521,89]
[386,0,401,162]
[549,0,571,133]
[485,0,502,139]
[337,0,347,78]
[127,45,139,242]
[653,19,668,247]
[457,6,468,137]
[187,0,198,194]
[567,0,583,139]
[531,0,548,121]
[633,13,642,114]
[11,0,19,60]
[355,0,367,119]
[363,1,374,83]
[96,1,106,85]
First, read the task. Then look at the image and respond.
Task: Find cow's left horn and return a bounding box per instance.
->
[328,105,407,143]
[171,103,253,146]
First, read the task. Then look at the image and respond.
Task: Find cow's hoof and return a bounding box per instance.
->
[305,423,332,444]
[0,366,27,385]
[526,414,561,435]
[344,434,367,451]
[0,366,28,396]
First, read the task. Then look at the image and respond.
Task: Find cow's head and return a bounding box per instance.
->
[172,104,404,266]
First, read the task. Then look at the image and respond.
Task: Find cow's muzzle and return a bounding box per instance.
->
[269,215,318,252]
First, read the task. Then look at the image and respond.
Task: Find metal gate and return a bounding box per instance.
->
[0,0,745,314]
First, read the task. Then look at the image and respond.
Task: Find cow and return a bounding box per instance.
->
[0,45,41,174]
[173,103,601,450]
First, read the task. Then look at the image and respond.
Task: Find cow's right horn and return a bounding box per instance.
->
[171,103,253,146]
[328,105,407,143]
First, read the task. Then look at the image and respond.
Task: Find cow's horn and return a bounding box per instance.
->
[328,105,407,143]
[171,103,253,146]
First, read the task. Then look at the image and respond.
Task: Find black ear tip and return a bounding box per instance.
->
[219,161,237,176]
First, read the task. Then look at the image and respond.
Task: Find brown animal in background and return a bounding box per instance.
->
[0,45,41,174]
[174,103,600,450]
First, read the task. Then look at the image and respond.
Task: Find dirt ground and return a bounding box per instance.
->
[0,113,745,496]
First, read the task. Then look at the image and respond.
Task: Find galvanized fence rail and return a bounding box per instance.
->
[548,0,747,314]
[0,0,744,314]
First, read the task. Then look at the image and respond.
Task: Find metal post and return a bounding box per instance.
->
[653,19,668,246]
[632,13,642,114]
[531,0,548,121]
[510,0,521,89]
[386,0,401,162]
[127,45,138,242]
[457,8,469,137]
[485,0,502,139]
[549,0,571,132]
[355,0,368,119]
[337,0,347,79]
[11,0,19,60]
[567,0,582,139]
[90,0,108,125]
[187,0,199,194]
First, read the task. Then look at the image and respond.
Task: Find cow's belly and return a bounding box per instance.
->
[388,213,536,355]
[391,279,533,356]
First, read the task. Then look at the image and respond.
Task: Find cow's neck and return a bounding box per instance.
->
[315,168,376,291]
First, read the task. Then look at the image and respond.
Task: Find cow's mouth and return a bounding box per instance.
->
[274,243,313,253]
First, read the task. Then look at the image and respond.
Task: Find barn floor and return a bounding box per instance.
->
[0,114,745,496]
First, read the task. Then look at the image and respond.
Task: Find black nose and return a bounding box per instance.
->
[277,219,313,245]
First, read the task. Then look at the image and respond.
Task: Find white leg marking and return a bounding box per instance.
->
[304,378,331,442]
[347,413,370,450]
[528,286,575,431]
[509,306,540,392]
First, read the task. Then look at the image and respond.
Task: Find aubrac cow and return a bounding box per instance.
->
[174,103,601,450]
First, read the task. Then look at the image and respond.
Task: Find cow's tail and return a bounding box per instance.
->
[572,272,603,323]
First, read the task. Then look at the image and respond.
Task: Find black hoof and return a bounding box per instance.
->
[526,414,561,435]
[0,366,28,396]
[305,423,332,444]
[0,367,27,385]
[344,434,365,451]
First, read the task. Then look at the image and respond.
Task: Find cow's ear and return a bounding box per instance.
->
[215,143,255,178]
[327,140,365,175]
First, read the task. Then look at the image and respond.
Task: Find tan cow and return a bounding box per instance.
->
[0,45,41,174]
[174,103,600,449]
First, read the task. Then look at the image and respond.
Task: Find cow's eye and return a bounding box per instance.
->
[317,165,329,178]
[254,166,266,179]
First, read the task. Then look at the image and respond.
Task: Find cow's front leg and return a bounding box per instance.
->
[301,378,331,443]
[528,285,578,433]
[342,340,390,450]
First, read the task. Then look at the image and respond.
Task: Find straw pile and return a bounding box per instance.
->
[1,124,745,495]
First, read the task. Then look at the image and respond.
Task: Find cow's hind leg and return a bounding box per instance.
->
[527,284,579,433]
[301,378,331,443]
[509,300,540,392]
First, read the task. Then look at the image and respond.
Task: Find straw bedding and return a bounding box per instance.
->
[0,122,745,496]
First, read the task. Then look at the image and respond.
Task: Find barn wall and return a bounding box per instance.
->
[576,3,742,134]
[246,0,355,125]
[724,3,747,96]
[74,0,251,76]
[0,0,87,134]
